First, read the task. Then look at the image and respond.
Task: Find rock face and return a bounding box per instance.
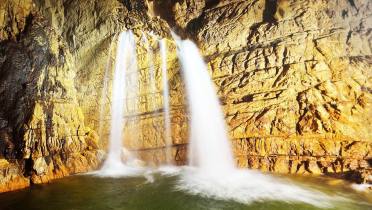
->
[0,0,107,192]
[157,0,372,182]
[0,0,371,193]
[0,0,180,192]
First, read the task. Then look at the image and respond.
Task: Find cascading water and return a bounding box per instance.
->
[98,31,142,177]
[142,33,157,111]
[95,30,345,207]
[175,38,235,173]
[160,39,173,165]
[98,31,174,178]
[174,37,340,207]
[98,34,116,142]
[125,33,140,158]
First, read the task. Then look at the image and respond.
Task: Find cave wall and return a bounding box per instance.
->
[0,0,105,192]
[159,0,372,181]
[138,0,372,182]
[0,0,145,192]
[0,0,186,192]
[0,0,371,192]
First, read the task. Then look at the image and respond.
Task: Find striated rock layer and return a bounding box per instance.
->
[154,0,372,183]
[0,0,371,192]
[0,0,104,192]
[0,0,180,192]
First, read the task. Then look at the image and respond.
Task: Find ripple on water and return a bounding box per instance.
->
[0,167,371,210]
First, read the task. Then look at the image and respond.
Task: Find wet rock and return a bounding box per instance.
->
[0,0,371,192]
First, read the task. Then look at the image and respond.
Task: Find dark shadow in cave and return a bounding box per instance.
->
[263,0,278,23]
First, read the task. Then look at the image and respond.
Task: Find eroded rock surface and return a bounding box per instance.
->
[0,0,371,192]
[0,0,183,192]
[150,0,372,182]
[0,3,105,192]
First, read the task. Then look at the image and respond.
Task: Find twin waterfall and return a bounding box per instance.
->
[97,30,334,207]
[99,30,235,175]
[99,31,175,176]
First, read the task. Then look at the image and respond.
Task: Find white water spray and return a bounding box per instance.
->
[160,39,173,164]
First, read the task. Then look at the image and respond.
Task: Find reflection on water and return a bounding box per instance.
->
[0,169,371,210]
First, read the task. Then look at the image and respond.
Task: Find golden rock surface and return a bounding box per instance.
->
[149,0,372,181]
[0,0,371,192]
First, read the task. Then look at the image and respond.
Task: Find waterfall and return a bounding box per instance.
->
[98,34,116,143]
[175,38,235,174]
[160,39,172,164]
[126,33,140,153]
[98,31,174,176]
[141,33,157,111]
[174,37,335,207]
[98,31,141,177]
[92,30,340,208]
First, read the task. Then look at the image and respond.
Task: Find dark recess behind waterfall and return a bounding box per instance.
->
[152,0,278,41]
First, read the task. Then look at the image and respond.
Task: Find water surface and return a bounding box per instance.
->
[0,171,371,210]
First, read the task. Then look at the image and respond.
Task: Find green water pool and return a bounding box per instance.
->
[0,170,371,210]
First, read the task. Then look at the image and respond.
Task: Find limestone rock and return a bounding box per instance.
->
[0,0,33,40]
[0,161,29,193]
[0,0,371,193]
[0,2,102,191]
[150,0,372,182]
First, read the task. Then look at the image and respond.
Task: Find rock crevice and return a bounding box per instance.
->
[0,0,371,192]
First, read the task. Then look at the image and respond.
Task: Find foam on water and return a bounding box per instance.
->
[177,168,345,208]
[157,165,182,176]
[352,183,372,192]
[95,164,144,178]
